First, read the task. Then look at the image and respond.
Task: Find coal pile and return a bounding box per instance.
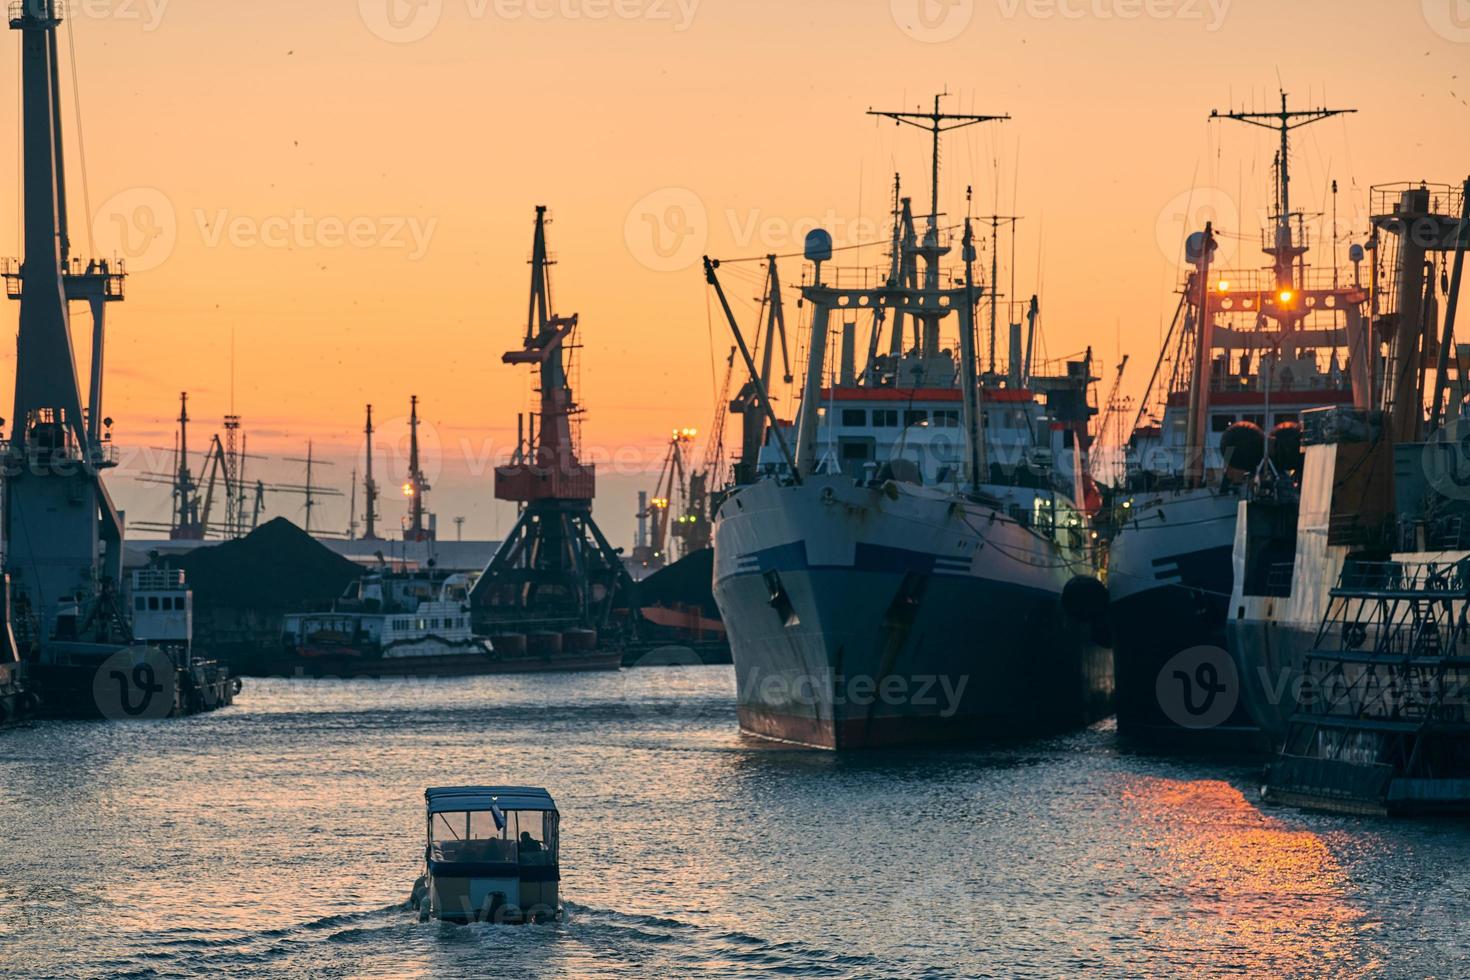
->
[635,547,718,618]
[169,518,362,611]
[159,519,362,675]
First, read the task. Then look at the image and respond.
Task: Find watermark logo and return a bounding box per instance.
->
[361,0,700,42]
[360,0,445,43]
[624,188,708,273]
[194,209,437,261]
[1422,418,1470,500]
[891,0,974,42]
[92,186,178,273]
[621,645,712,724]
[364,413,445,500]
[1156,644,1238,729]
[92,647,176,721]
[995,0,1230,31]
[1155,186,1238,268]
[1423,0,1470,42]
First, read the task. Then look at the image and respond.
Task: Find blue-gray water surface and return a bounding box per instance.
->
[2,666,1469,978]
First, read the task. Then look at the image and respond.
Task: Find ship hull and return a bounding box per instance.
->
[1107,489,1264,746]
[714,477,1112,750]
[267,648,625,679]
[27,644,237,720]
[1227,618,1325,745]
[0,662,37,725]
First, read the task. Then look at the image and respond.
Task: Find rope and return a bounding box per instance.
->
[64,16,95,256]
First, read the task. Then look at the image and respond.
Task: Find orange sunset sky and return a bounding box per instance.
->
[2,0,1468,546]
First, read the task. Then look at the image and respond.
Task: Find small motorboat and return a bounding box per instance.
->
[415,786,562,924]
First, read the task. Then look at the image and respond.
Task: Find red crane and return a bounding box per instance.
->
[472,207,632,629]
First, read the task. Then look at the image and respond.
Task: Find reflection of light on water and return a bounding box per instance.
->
[1118,777,1379,976]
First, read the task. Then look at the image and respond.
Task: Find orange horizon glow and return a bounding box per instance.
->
[1,1,1467,545]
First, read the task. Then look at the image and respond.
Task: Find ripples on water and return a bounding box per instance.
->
[2,668,1469,978]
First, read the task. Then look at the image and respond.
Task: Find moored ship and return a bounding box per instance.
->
[280,569,622,677]
[1106,94,1369,744]
[1230,180,1470,747]
[706,98,1112,750]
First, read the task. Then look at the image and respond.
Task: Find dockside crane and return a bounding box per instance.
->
[471,207,633,631]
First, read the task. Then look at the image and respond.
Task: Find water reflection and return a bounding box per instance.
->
[1119,776,1378,977]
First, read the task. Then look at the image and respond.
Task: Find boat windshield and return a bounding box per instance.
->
[429,808,559,866]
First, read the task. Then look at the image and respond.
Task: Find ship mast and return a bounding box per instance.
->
[404,394,432,542]
[1210,92,1356,292]
[362,403,381,541]
[867,95,1009,359]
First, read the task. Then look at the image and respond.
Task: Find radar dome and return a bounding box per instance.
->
[804,229,833,264]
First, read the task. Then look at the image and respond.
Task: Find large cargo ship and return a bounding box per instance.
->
[706,98,1112,749]
[1106,95,1369,744]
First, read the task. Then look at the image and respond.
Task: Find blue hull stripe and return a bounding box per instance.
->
[728,540,970,579]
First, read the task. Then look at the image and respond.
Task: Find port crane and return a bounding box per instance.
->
[471,207,632,630]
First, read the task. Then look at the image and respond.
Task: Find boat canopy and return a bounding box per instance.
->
[425,786,558,814]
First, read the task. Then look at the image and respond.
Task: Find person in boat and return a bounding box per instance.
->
[519,831,542,852]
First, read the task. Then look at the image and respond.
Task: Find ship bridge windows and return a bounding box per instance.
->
[842,409,867,427]
[932,410,959,427]
[873,409,899,428]
[1212,415,1237,433]
[904,410,928,427]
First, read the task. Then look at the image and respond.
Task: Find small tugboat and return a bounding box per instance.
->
[280,569,622,677]
[415,786,562,924]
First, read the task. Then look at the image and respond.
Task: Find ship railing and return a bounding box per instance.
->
[133,568,187,592]
[7,1,64,25]
[1370,182,1465,223]
[1333,559,1470,598]
[801,264,971,294]
[1195,266,1365,297]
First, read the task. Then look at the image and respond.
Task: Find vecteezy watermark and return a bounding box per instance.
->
[995,0,1230,30]
[359,412,446,498]
[621,645,717,724]
[1422,0,1470,42]
[92,187,178,273]
[1155,186,1239,268]
[623,188,885,273]
[88,188,437,269]
[195,210,437,261]
[624,188,709,273]
[92,647,178,721]
[890,0,975,42]
[1156,645,1238,730]
[737,667,971,718]
[12,0,171,31]
[884,873,979,945]
[1422,418,1470,501]
[359,0,700,44]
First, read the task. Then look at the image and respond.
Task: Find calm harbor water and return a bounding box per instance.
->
[2,666,1469,979]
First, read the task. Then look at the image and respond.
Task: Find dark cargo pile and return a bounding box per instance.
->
[635,547,718,618]
[158,519,363,675]
[168,518,362,611]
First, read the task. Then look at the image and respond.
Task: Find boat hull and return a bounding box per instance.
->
[1227,618,1319,744]
[1107,489,1264,747]
[26,644,237,720]
[269,648,625,679]
[714,477,1112,750]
